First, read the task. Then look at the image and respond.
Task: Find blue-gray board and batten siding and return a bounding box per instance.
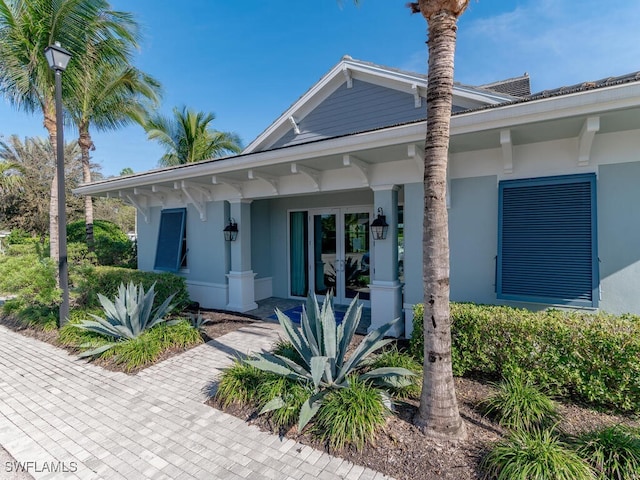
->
[271,79,428,148]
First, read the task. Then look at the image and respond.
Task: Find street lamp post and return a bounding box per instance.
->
[44,42,72,326]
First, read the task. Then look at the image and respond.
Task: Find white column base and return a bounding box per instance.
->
[368,281,403,337]
[226,270,258,312]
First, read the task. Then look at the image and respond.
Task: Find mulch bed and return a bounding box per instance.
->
[208,375,639,480]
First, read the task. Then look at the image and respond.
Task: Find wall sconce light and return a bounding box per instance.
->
[223,218,238,242]
[370,208,389,240]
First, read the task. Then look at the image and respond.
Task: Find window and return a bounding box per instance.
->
[154,208,187,272]
[497,173,598,307]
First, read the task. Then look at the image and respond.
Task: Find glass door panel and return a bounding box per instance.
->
[313,213,337,296]
[343,212,370,301]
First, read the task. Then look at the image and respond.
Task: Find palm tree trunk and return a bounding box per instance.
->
[79,129,94,250]
[44,109,59,267]
[414,9,466,440]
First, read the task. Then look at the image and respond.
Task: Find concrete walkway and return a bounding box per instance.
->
[0,322,391,480]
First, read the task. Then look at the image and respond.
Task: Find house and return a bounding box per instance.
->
[74,56,640,337]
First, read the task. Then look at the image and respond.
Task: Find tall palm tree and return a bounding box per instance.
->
[408,0,469,440]
[66,34,161,248]
[144,106,242,167]
[0,0,137,264]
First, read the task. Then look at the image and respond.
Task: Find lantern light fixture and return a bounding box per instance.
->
[223,218,238,242]
[44,42,72,72]
[370,207,389,240]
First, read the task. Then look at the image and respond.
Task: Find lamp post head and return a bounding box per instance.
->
[44,42,72,72]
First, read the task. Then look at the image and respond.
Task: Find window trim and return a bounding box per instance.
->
[497,173,599,307]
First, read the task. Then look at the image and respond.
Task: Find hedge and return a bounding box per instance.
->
[411,303,640,412]
[75,266,191,312]
[0,252,59,305]
[67,220,135,268]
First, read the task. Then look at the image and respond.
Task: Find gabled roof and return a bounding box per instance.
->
[243,56,517,154]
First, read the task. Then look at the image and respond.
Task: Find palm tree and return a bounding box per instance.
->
[66,33,161,248]
[0,144,24,193]
[0,0,137,264]
[408,0,469,440]
[0,160,24,193]
[0,135,83,237]
[144,106,242,166]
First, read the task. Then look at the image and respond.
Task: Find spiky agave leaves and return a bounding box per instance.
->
[74,281,176,357]
[246,292,413,431]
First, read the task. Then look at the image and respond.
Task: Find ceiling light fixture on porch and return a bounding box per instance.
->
[223,218,238,242]
[370,208,389,240]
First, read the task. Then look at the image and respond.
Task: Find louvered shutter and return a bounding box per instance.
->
[154,208,186,272]
[497,174,598,307]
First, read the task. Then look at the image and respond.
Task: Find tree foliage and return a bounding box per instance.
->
[144,106,242,166]
[0,135,84,236]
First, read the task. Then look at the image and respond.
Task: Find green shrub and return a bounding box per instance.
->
[271,339,304,365]
[574,425,640,480]
[12,304,58,330]
[67,219,135,267]
[5,243,38,256]
[312,375,390,451]
[67,242,98,268]
[75,266,190,311]
[0,253,59,305]
[411,303,640,412]
[482,372,558,431]
[368,345,422,399]
[409,303,425,360]
[481,428,595,480]
[6,229,36,245]
[256,375,312,429]
[215,359,264,408]
[60,316,202,372]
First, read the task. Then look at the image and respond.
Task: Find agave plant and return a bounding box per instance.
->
[74,281,176,357]
[245,292,413,431]
[168,311,212,332]
[188,311,212,331]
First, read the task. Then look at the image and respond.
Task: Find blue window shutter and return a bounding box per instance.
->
[154,208,186,272]
[497,174,598,307]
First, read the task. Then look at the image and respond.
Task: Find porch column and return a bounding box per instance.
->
[369,185,403,337]
[226,199,257,312]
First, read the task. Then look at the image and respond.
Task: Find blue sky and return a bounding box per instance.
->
[1,0,639,177]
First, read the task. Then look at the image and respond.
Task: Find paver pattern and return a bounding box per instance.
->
[0,323,392,480]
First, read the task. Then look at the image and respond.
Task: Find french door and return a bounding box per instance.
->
[289,207,372,304]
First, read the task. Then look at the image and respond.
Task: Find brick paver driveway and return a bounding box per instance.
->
[0,323,390,480]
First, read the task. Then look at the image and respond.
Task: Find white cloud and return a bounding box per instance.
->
[454,0,640,90]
